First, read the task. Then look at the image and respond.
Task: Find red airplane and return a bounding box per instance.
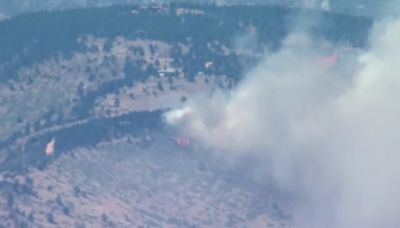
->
[172,136,191,147]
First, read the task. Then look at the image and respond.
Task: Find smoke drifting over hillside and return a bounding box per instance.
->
[165,16,400,228]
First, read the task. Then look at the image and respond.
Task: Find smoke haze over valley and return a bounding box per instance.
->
[165,11,400,228]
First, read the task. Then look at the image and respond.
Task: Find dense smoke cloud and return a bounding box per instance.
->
[165,16,400,228]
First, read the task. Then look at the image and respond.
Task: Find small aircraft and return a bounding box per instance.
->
[45,138,56,156]
[321,54,338,67]
[172,136,191,147]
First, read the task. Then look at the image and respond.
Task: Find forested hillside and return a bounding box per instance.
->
[0,4,371,81]
[0,0,388,18]
[0,3,372,168]
[0,4,374,227]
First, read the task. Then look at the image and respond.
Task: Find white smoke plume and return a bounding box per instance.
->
[164,16,400,228]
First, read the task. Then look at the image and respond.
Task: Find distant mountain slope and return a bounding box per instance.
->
[0,0,391,18]
[0,4,371,81]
